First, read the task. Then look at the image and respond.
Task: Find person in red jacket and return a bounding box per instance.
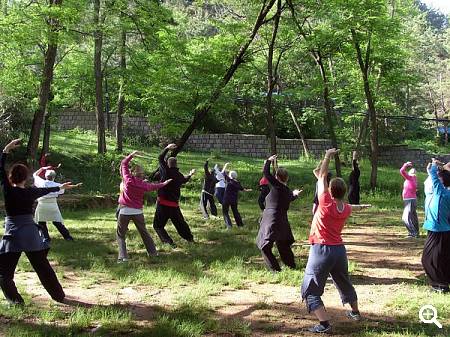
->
[116,151,172,263]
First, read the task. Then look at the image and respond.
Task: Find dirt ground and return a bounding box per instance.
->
[7,221,430,336]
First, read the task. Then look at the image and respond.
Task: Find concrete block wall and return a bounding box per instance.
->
[185,134,332,159]
[378,145,450,170]
[56,111,450,163]
[57,110,153,137]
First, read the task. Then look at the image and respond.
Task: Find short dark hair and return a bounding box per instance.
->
[9,164,29,185]
[438,170,450,187]
[329,177,347,200]
[276,167,289,183]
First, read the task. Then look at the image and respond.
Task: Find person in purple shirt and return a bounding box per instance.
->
[116,151,172,263]
[222,167,252,229]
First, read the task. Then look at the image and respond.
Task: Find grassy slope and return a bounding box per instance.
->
[0,130,448,337]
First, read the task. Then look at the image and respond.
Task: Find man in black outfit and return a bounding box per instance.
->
[348,151,360,205]
[200,160,218,219]
[153,143,195,248]
[256,155,301,272]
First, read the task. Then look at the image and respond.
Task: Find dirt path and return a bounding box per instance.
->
[208,223,425,336]
[9,222,426,336]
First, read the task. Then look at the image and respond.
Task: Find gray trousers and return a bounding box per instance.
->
[116,213,157,259]
[402,199,419,237]
[301,244,357,312]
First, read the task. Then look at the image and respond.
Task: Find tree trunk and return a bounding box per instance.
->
[94,0,106,154]
[26,0,63,164]
[116,27,126,153]
[352,29,378,190]
[266,0,282,155]
[40,108,51,159]
[355,114,369,152]
[314,52,342,177]
[171,0,277,156]
[288,109,309,158]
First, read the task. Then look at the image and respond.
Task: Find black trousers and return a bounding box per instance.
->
[261,241,296,272]
[0,249,65,304]
[222,202,243,228]
[38,221,72,241]
[200,192,217,218]
[153,204,194,245]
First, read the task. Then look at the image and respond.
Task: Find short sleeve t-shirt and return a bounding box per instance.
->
[309,191,352,245]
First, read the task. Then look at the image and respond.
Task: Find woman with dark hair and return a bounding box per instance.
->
[301,148,371,334]
[256,155,301,272]
[0,139,79,305]
[422,159,450,293]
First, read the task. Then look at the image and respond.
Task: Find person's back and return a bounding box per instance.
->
[423,164,450,232]
[224,178,243,205]
[309,191,352,245]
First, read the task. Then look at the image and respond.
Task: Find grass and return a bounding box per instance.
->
[1,130,450,336]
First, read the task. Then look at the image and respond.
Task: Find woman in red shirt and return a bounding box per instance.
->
[301,148,370,334]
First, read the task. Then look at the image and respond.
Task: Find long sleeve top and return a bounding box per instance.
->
[33,173,65,200]
[423,164,450,232]
[400,163,417,200]
[202,161,217,194]
[256,160,298,249]
[223,173,244,205]
[214,167,226,189]
[118,154,165,209]
[157,148,191,205]
[1,152,60,216]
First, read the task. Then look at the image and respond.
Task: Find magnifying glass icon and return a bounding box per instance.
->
[419,305,442,328]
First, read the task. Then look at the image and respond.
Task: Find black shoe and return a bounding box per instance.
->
[431,285,450,293]
[65,236,74,241]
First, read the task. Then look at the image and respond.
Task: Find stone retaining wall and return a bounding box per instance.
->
[57,110,153,136]
[56,111,450,164]
[185,133,332,159]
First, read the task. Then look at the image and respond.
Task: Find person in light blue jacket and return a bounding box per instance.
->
[421,159,450,293]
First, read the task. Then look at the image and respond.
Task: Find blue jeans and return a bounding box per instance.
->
[301,244,357,312]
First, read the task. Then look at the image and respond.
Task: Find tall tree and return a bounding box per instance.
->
[266,0,283,154]
[94,0,106,154]
[26,0,63,163]
[172,0,277,156]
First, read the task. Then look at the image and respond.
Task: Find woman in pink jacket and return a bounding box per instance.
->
[116,151,171,262]
[400,162,419,238]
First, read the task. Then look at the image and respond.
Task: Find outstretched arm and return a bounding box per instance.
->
[350,204,371,212]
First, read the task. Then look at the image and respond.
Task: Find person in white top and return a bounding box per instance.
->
[33,166,81,242]
[214,162,229,205]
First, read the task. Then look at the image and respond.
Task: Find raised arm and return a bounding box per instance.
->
[313,160,322,179]
[428,160,450,197]
[1,139,21,188]
[264,155,279,186]
[33,167,49,187]
[204,160,210,177]
[400,162,414,181]
[121,152,137,183]
[317,148,338,196]
[222,162,229,174]
[352,151,360,176]
[159,144,176,180]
